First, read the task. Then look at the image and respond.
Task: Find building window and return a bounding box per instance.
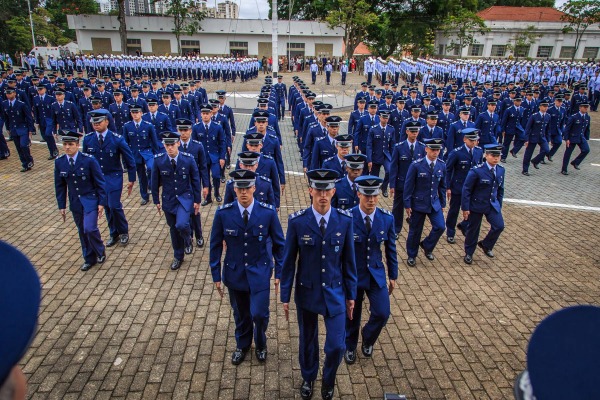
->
[453,47,459,56]
[286,43,305,49]
[181,40,200,53]
[126,38,141,55]
[491,45,506,57]
[230,41,248,49]
[582,47,599,59]
[514,45,530,58]
[438,44,444,55]
[559,46,576,59]
[536,46,553,58]
[468,44,483,57]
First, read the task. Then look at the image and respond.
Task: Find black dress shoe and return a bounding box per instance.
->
[120,234,129,245]
[47,155,57,160]
[321,385,334,400]
[510,150,517,158]
[81,262,95,271]
[457,223,466,236]
[407,257,416,267]
[344,349,356,364]
[500,158,506,163]
[196,237,204,247]
[201,199,212,206]
[419,241,434,260]
[522,171,530,176]
[170,259,183,270]
[382,190,389,198]
[361,344,373,357]
[140,198,149,205]
[477,241,494,258]
[231,347,249,365]
[571,162,580,170]
[464,254,473,264]
[255,348,267,362]
[532,161,540,169]
[216,196,222,203]
[97,252,106,264]
[447,236,455,244]
[184,244,193,254]
[539,159,546,165]
[300,380,314,400]
[394,233,399,240]
[220,176,226,183]
[561,170,569,175]
[547,156,553,162]
[20,167,31,172]
[106,236,118,247]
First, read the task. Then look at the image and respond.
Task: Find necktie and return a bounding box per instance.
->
[341,161,346,170]
[468,148,473,160]
[430,162,434,173]
[409,144,414,159]
[135,123,139,129]
[463,121,467,128]
[243,209,249,226]
[430,128,434,136]
[69,157,75,170]
[365,215,371,234]
[319,217,326,236]
[60,103,63,109]
[9,102,12,111]
[490,167,495,181]
[152,114,156,124]
[171,158,176,171]
[352,183,357,193]
[183,143,187,151]
[205,124,209,132]
[98,134,104,147]
[323,128,327,136]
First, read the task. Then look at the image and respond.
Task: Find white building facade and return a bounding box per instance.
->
[435,6,600,60]
[67,15,344,58]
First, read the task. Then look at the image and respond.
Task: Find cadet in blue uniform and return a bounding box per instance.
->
[474,100,500,146]
[311,115,342,170]
[444,129,484,244]
[123,106,161,205]
[192,104,226,205]
[224,152,276,206]
[274,75,287,120]
[280,169,357,400]
[210,169,285,364]
[389,122,425,237]
[561,102,591,175]
[83,110,136,247]
[2,87,35,172]
[143,96,174,137]
[366,112,394,196]
[244,134,281,208]
[54,131,106,271]
[521,101,551,176]
[500,96,525,162]
[322,134,353,177]
[108,90,131,131]
[331,154,365,210]
[152,131,202,270]
[344,176,397,365]
[354,101,380,156]
[403,138,447,267]
[446,108,476,156]
[462,144,505,264]
[176,118,210,247]
[32,84,59,159]
[545,94,565,162]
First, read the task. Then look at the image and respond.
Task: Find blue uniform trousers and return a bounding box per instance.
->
[40,117,59,157]
[326,71,331,84]
[341,72,347,85]
[10,130,33,168]
[298,307,345,387]
[345,275,390,350]
[206,158,221,199]
[367,72,373,85]
[446,193,468,238]
[370,163,390,191]
[136,161,151,201]
[105,175,129,238]
[0,131,9,157]
[547,138,563,159]
[73,209,105,265]
[277,98,286,120]
[406,209,445,258]
[523,141,549,172]
[228,287,270,350]
[562,140,590,171]
[464,209,504,256]
[311,72,317,84]
[392,190,406,234]
[164,205,192,261]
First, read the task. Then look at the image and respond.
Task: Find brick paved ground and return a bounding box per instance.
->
[2,71,600,399]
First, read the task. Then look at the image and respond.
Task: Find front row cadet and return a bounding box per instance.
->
[461,144,505,264]
[331,153,366,210]
[209,169,285,365]
[404,138,447,267]
[280,169,357,400]
[151,131,202,271]
[561,101,591,175]
[344,176,397,365]
[322,134,353,177]
[54,130,107,271]
[224,152,276,206]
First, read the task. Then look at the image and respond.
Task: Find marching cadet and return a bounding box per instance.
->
[322,134,353,177]
[127,87,149,113]
[143,96,174,137]
[310,60,318,84]
[51,90,83,139]
[403,138,447,267]
[84,96,117,134]
[324,60,333,85]
[224,152,275,206]
[216,89,236,140]
[209,169,285,364]
[108,89,131,131]
[191,104,226,205]
[274,75,287,120]
[390,98,409,142]
[176,118,210,247]
[33,84,59,160]
[389,122,426,238]
[151,131,202,270]
[172,90,194,121]
[461,144,505,264]
[521,100,551,176]
[446,107,476,156]
[354,101,380,155]
[311,115,342,170]
[244,134,281,208]
[331,154,366,210]
[2,87,35,172]
[348,98,367,140]
[344,176,397,365]
[399,105,426,143]
[444,129,484,244]
[474,100,500,146]
[83,110,136,247]
[122,105,161,205]
[545,94,565,162]
[340,62,348,85]
[158,92,181,127]
[280,169,357,400]
[54,130,106,271]
[418,112,444,142]
[500,96,526,161]
[561,101,591,175]
[366,112,395,197]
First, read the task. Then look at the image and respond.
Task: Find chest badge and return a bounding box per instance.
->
[336,232,341,236]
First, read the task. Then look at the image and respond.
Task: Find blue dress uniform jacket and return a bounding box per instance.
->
[51,101,83,133]
[500,105,525,136]
[255,155,281,207]
[151,152,202,212]
[403,158,447,212]
[474,111,500,145]
[355,114,380,152]
[95,90,113,109]
[348,109,366,138]
[242,130,285,185]
[563,112,591,143]
[223,175,276,206]
[78,97,94,117]
[446,146,484,195]
[142,112,173,137]
[218,104,236,135]
[331,178,358,210]
[2,99,35,168]
[108,102,131,131]
[322,155,346,177]
[158,103,181,127]
[522,112,551,172]
[366,124,395,164]
[399,117,426,142]
[126,96,149,113]
[390,108,410,142]
[310,136,337,170]
[303,123,327,168]
[180,140,210,188]
[389,141,426,191]
[417,125,444,142]
[192,121,227,163]
[547,105,565,143]
[446,120,476,154]
[122,119,161,201]
[174,99,194,121]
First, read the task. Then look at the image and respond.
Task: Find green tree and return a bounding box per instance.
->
[365,13,404,58]
[5,8,69,53]
[160,0,206,55]
[440,8,490,55]
[561,0,600,61]
[326,0,378,58]
[477,0,554,11]
[0,0,40,54]
[46,0,99,41]
[268,0,337,20]
[506,25,540,59]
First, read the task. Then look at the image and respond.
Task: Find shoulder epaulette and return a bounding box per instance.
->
[85,132,94,136]
[81,152,93,157]
[412,158,422,164]
[259,175,271,183]
[378,207,392,216]
[289,208,307,219]
[324,156,335,162]
[268,133,278,139]
[496,163,505,171]
[259,202,275,210]
[437,158,446,165]
[180,151,192,157]
[334,178,343,183]
[57,154,66,159]
[112,132,122,138]
[474,145,481,149]
[226,179,234,185]
[159,111,168,116]
[191,139,201,145]
[218,202,234,210]
[154,152,164,158]
[262,154,273,159]
[315,136,325,141]
[337,208,352,217]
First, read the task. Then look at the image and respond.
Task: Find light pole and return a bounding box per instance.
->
[272,0,278,77]
[27,0,36,47]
